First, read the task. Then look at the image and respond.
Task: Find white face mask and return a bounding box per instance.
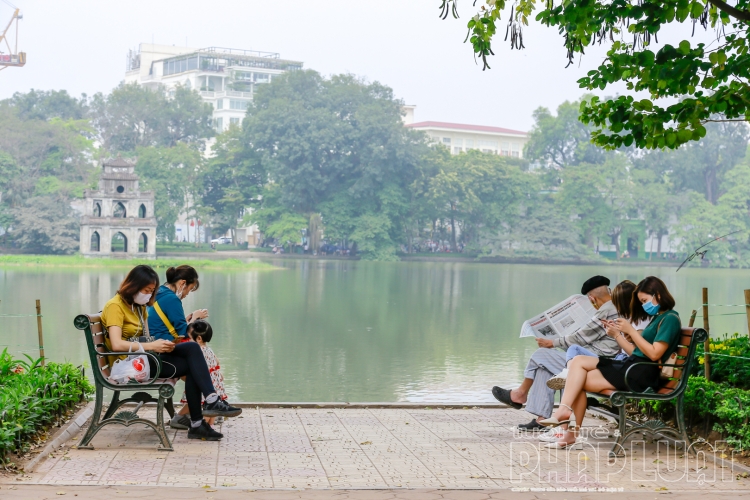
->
[133,292,152,305]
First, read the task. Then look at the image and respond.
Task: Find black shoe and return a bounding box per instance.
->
[202,398,243,418]
[492,386,523,410]
[188,420,223,441]
[517,418,546,431]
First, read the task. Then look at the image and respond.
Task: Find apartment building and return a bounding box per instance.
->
[124,44,303,132]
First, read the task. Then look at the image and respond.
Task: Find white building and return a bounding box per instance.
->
[402,107,528,157]
[406,121,528,157]
[124,44,303,132]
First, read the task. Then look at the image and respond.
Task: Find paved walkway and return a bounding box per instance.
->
[14,407,750,493]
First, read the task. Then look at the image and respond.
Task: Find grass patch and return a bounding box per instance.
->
[0,254,276,270]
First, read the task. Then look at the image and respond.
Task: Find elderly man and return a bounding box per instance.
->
[492,275,621,431]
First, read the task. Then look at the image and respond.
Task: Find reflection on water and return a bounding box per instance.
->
[1,260,748,402]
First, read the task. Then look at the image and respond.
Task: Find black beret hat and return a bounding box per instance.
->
[581,275,610,295]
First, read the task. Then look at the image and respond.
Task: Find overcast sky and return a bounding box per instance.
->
[0,0,710,131]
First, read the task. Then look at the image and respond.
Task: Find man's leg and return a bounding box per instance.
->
[524,349,567,419]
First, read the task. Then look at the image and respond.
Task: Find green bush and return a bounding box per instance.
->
[637,376,750,448]
[0,349,93,461]
[692,333,750,389]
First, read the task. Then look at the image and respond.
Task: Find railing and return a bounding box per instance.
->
[200,90,254,99]
[198,47,280,59]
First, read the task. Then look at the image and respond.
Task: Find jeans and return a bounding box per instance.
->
[149,341,216,421]
[566,344,628,365]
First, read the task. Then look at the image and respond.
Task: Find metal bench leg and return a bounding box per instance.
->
[102,390,122,420]
[608,402,627,458]
[78,385,105,450]
[674,394,694,454]
[165,396,175,419]
[155,386,175,451]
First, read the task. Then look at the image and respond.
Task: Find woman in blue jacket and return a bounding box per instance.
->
[148,265,208,342]
[148,265,210,429]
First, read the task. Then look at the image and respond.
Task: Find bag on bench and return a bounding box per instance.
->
[109,343,151,384]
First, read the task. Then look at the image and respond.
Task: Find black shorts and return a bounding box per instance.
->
[597,355,660,393]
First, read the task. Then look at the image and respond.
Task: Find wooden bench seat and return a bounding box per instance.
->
[74,314,177,451]
[587,326,707,457]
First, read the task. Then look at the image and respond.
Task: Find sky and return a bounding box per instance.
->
[0,0,714,131]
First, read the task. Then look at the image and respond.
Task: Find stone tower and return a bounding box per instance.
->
[79,158,157,258]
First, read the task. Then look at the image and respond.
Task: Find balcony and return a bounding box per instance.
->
[200,90,254,99]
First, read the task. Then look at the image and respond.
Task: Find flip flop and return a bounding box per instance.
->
[492,386,523,410]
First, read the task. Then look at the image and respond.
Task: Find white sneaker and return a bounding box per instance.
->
[547,368,569,390]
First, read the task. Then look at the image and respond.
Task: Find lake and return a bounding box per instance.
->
[1,260,748,402]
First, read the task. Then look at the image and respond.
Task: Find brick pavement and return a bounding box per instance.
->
[13,407,750,493]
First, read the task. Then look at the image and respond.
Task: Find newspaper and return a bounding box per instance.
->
[519,294,598,339]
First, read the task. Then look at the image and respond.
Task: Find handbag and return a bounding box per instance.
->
[657,312,679,379]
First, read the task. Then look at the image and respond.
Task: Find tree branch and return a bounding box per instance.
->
[701,118,749,123]
[705,0,750,21]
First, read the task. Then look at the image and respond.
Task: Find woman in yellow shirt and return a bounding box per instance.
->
[101,265,241,441]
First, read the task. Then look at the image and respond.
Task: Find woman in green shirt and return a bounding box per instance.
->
[539,276,681,448]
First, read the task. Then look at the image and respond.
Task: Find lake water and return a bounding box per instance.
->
[1,260,748,402]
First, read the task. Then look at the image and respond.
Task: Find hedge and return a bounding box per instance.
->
[0,349,93,461]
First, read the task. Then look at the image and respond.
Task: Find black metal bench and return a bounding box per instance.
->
[74,314,177,451]
[589,326,707,457]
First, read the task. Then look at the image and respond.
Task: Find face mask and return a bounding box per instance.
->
[176,284,185,300]
[134,292,152,305]
[642,299,660,316]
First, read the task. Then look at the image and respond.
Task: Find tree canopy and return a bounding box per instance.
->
[441,0,750,150]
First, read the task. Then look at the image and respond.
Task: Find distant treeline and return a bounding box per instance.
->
[0,71,748,264]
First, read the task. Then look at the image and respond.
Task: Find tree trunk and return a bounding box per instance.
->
[705,167,718,205]
[614,231,621,259]
[450,206,458,253]
[657,230,664,257]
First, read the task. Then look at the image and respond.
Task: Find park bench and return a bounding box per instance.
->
[73,314,177,451]
[588,326,707,457]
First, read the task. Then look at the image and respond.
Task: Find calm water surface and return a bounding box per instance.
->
[1,260,748,402]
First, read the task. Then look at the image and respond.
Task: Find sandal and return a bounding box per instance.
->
[538,403,574,427]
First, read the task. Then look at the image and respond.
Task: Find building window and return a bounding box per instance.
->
[511,142,521,158]
[215,117,223,131]
[90,231,100,252]
[442,137,451,146]
[465,139,474,150]
[116,185,125,193]
[139,204,147,218]
[501,141,510,156]
[139,233,148,253]
[230,99,248,110]
[113,202,126,218]
[93,202,101,218]
[111,232,128,253]
[216,99,223,109]
[479,140,498,152]
[453,147,462,154]
[230,117,241,126]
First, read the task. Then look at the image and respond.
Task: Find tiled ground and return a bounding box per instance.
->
[26,406,750,492]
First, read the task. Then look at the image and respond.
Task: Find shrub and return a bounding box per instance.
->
[0,349,93,461]
[692,333,750,389]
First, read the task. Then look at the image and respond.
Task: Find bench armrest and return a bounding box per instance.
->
[99,351,163,386]
[622,361,686,393]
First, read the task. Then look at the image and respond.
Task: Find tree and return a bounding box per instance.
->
[441,0,750,150]
[90,83,213,153]
[198,127,264,243]
[11,195,79,254]
[423,149,532,251]
[6,89,88,121]
[524,98,606,168]
[136,144,202,242]
[243,70,426,258]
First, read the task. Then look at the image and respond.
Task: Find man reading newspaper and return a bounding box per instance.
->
[492,275,620,431]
